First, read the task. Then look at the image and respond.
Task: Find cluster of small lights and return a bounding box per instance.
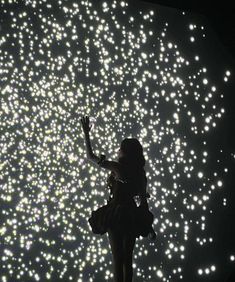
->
[198,265,216,276]
[0,0,232,281]
[224,70,231,82]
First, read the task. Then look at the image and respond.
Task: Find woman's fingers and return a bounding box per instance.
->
[80,115,91,132]
[80,116,88,123]
[81,116,89,121]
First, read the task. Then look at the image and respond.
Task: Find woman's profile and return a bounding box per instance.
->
[80,115,156,282]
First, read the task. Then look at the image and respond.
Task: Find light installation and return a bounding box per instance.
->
[0,0,234,281]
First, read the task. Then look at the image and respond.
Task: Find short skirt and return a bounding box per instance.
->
[88,200,154,238]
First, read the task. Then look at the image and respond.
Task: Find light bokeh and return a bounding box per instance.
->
[0,0,233,281]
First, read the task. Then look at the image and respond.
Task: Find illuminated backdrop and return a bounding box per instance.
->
[0,0,234,281]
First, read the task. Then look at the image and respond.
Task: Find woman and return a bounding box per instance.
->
[80,116,155,282]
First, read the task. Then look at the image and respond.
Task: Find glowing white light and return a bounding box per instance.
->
[211,265,216,271]
[189,24,194,30]
[198,269,203,275]
[157,270,163,278]
[203,78,208,85]
[0,1,231,281]
[198,172,203,178]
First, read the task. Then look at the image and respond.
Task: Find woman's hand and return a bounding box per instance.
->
[80,115,92,135]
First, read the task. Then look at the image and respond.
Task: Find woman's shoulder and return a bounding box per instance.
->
[114,164,145,183]
[112,165,124,180]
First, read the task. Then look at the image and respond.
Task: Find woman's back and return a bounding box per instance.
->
[107,163,147,203]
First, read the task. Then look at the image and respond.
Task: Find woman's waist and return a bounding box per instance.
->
[108,195,136,205]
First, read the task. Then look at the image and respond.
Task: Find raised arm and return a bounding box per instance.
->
[80,116,120,174]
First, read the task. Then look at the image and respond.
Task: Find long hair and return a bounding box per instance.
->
[107,138,147,196]
[118,138,145,170]
[118,138,147,197]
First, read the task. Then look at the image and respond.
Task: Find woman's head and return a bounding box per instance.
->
[118,138,145,169]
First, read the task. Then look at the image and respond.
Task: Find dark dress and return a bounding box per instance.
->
[88,156,155,238]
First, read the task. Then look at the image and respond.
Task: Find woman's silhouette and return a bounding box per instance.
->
[80,116,155,282]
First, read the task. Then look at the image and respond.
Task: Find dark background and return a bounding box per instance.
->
[142,0,235,63]
[0,1,234,281]
[153,2,235,281]
[140,1,235,281]
[141,0,235,146]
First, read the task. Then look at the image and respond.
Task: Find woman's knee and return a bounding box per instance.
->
[123,236,135,261]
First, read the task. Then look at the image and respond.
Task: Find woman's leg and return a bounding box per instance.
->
[108,229,124,282]
[123,232,136,282]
